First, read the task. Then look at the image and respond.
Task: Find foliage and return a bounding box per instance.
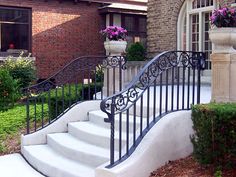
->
[100,26,127,41]
[0,69,20,111]
[127,42,146,61]
[40,83,102,119]
[214,169,222,177]
[210,7,236,27]
[0,104,47,152]
[191,103,236,168]
[2,52,36,89]
[95,65,104,83]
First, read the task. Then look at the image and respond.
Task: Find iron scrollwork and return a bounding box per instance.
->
[102,56,127,69]
[100,51,206,116]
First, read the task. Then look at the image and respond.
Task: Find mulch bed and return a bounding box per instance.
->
[150,156,236,177]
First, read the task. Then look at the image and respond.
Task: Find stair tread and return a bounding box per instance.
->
[47,133,112,158]
[23,145,94,177]
[89,110,107,118]
[89,110,145,121]
[69,121,131,138]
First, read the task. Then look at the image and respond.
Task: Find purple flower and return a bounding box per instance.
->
[210,7,236,28]
[100,26,128,41]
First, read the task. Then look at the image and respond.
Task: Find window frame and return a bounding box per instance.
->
[0,5,32,53]
[121,14,147,40]
[177,0,216,51]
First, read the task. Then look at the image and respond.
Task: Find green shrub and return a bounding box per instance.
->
[2,53,36,89]
[191,103,236,167]
[95,65,104,83]
[41,83,102,119]
[127,42,146,61]
[0,69,20,111]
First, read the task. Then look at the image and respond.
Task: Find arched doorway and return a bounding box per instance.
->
[177,0,217,69]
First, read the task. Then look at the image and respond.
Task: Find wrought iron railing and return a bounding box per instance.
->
[23,55,126,134]
[100,51,206,168]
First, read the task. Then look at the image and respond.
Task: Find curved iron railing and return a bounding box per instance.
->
[100,51,206,168]
[24,55,126,134]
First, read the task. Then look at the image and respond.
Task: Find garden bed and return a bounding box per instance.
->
[150,155,236,177]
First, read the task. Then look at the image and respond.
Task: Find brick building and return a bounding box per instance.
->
[0,0,147,79]
[147,0,236,70]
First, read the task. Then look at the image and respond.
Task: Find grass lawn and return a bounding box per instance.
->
[0,104,26,153]
[0,104,48,154]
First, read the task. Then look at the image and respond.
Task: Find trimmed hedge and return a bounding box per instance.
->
[191,103,236,167]
[127,42,146,61]
[41,83,102,119]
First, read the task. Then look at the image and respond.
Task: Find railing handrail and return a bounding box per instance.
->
[100,51,205,117]
[24,55,127,134]
[100,50,206,168]
[23,55,108,91]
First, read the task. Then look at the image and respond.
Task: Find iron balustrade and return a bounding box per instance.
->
[100,51,206,168]
[23,55,126,134]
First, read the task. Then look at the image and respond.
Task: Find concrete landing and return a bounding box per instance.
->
[0,154,44,177]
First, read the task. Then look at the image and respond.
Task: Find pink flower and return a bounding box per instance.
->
[100,26,127,41]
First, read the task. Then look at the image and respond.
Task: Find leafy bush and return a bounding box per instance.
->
[41,83,102,119]
[191,103,236,167]
[127,42,146,61]
[95,65,104,83]
[0,69,20,111]
[2,53,36,89]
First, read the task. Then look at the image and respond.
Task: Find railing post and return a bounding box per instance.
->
[197,53,205,104]
[197,66,201,104]
[109,97,116,166]
[26,93,30,134]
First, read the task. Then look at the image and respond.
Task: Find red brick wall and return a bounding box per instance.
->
[0,0,104,79]
[95,0,147,5]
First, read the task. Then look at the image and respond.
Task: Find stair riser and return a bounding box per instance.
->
[23,147,79,177]
[47,135,109,167]
[68,125,126,151]
[128,105,161,118]
[89,113,146,133]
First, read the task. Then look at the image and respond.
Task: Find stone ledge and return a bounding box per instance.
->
[0,57,36,61]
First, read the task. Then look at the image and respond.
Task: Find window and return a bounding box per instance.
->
[121,15,147,48]
[178,0,215,69]
[0,6,31,53]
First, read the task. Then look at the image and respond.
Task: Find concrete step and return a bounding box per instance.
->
[23,145,94,177]
[202,69,211,76]
[88,110,147,132]
[68,122,129,151]
[47,133,110,167]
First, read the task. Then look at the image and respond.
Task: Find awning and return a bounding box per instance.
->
[99,3,147,15]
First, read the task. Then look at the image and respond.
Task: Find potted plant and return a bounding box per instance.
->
[101,26,128,55]
[209,7,236,53]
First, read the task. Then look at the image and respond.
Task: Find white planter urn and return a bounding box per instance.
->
[209,28,236,54]
[104,41,127,55]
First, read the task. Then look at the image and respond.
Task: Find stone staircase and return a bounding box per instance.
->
[21,109,144,177]
[20,52,210,177]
